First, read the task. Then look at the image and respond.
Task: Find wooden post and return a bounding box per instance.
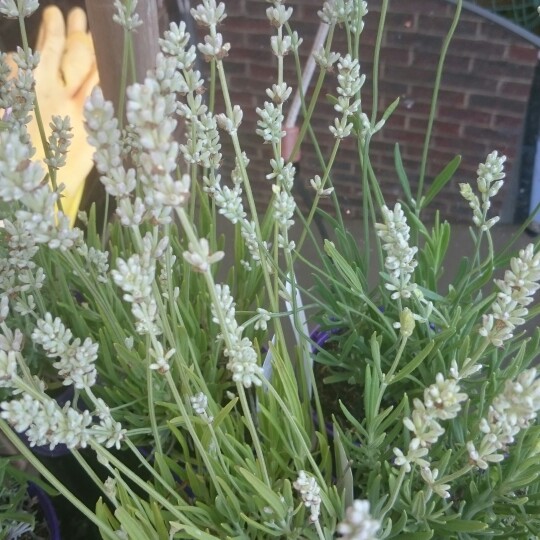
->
[84,1,161,114]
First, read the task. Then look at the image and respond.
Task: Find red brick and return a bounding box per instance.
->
[419,52,473,73]
[383,65,437,86]
[506,44,538,63]
[409,86,467,107]
[493,114,525,132]
[385,30,443,51]
[418,14,478,37]
[433,135,486,155]
[382,128,427,147]
[438,106,492,126]
[390,0,445,14]
[473,58,534,81]
[468,94,528,115]
[442,72,499,94]
[433,120,462,138]
[498,81,534,99]
[221,1,246,16]
[479,21,516,41]
[221,17,273,36]
[449,37,506,58]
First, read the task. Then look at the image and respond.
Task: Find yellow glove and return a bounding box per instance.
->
[9,6,98,225]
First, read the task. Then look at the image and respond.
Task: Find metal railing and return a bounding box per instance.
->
[467,0,540,34]
[444,0,540,47]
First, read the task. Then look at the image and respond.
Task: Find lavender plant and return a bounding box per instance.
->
[0,0,539,539]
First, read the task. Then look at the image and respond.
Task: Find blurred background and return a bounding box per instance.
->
[1,0,539,230]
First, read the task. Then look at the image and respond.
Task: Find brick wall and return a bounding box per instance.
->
[204,0,539,222]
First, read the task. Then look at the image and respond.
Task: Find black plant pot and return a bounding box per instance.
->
[27,481,61,540]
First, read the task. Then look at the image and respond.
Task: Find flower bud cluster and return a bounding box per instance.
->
[267,2,301,56]
[159,21,197,71]
[0,126,81,252]
[76,245,110,284]
[0,350,17,388]
[32,313,98,390]
[126,77,187,223]
[374,203,418,300]
[204,153,267,268]
[467,368,540,469]
[266,4,292,28]
[0,48,38,126]
[318,0,368,34]
[293,470,321,523]
[180,112,222,170]
[256,101,285,144]
[0,217,42,305]
[161,16,226,201]
[394,373,467,498]
[112,0,142,31]
[111,239,161,336]
[44,115,73,170]
[329,54,365,139]
[459,151,506,231]
[0,0,38,19]
[216,105,243,135]
[313,48,340,72]
[268,158,296,246]
[1,393,125,451]
[192,1,230,60]
[191,0,226,27]
[480,243,540,347]
[183,238,224,273]
[190,391,214,422]
[309,175,334,197]
[211,284,263,388]
[84,88,136,200]
[148,342,175,374]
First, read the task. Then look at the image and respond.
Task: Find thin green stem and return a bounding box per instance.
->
[209,60,216,112]
[264,380,326,488]
[287,24,335,174]
[89,439,198,526]
[294,138,341,258]
[123,439,186,503]
[470,338,489,366]
[416,0,462,207]
[315,520,326,540]
[163,371,228,497]
[371,0,388,125]
[118,29,131,129]
[386,336,408,383]
[238,384,271,486]
[172,211,272,488]
[71,449,116,505]
[147,362,163,454]
[214,61,277,310]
